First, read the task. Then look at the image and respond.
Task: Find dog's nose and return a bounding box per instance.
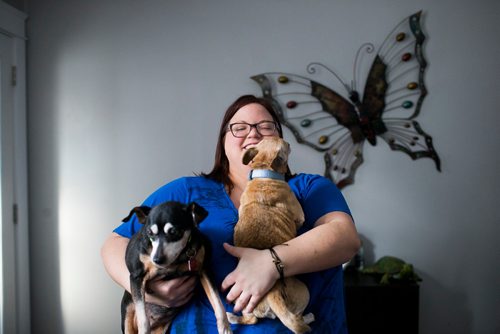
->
[153,252,166,265]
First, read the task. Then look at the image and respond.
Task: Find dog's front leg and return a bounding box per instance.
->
[130,276,150,334]
[199,272,233,334]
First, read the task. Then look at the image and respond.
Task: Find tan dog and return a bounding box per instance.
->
[228,137,314,334]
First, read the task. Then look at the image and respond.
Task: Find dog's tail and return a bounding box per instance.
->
[266,279,313,334]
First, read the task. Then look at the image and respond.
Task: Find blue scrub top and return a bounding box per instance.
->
[114,173,351,333]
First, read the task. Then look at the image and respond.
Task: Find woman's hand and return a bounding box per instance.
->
[221,243,279,314]
[145,275,197,308]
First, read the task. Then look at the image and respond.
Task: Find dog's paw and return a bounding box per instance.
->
[303,312,315,324]
[226,312,258,325]
[221,327,233,334]
[217,317,233,334]
[226,312,239,325]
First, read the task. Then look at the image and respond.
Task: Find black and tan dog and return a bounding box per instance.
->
[121,201,232,334]
[228,137,314,334]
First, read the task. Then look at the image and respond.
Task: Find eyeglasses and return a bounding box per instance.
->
[227,121,278,138]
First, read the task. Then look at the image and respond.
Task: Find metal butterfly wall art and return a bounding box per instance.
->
[252,11,441,189]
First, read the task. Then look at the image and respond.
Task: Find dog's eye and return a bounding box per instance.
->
[167,227,179,236]
[163,222,183,238]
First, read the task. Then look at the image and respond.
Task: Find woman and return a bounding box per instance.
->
[101,94,360,333]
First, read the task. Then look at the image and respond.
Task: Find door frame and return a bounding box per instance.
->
[0,3,29,334]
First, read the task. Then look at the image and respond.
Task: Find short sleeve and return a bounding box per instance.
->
[113,177,190,238]
[289,174,352,230]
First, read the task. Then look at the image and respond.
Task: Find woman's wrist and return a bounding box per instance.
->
[269,245,288,281]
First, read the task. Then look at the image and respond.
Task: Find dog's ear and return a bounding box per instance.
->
[242,148,258,165]
[188,202,208,225]
[271,156,285,172]
[122,206,151,225]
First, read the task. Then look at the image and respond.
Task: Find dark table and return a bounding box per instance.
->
[344,270,419,334]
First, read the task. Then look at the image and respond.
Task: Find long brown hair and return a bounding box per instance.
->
[200,94,291,191]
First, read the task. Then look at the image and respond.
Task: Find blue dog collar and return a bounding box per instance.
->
[248,169,285,181]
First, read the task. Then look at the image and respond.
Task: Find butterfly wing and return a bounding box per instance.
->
[364,11,440,170]
[251,73,364,188]
[358,55,388,143]
[379,119,441,170]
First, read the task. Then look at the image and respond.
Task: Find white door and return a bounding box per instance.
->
[0,31,17,334]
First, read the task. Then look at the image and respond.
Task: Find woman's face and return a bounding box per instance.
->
[224,103,279,174]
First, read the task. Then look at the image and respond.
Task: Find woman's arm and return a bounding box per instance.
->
[222,211,360,313]
[101,232,131,291]
[273,211,360,276]
[101,232,197,307]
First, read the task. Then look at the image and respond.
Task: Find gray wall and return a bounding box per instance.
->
[26,1,500,333]
[1,0,26,11]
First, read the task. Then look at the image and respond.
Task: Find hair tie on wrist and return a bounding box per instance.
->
[269,248,285,284]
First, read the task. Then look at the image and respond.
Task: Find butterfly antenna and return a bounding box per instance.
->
[306,62,351,94]
[353,42,375,93]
